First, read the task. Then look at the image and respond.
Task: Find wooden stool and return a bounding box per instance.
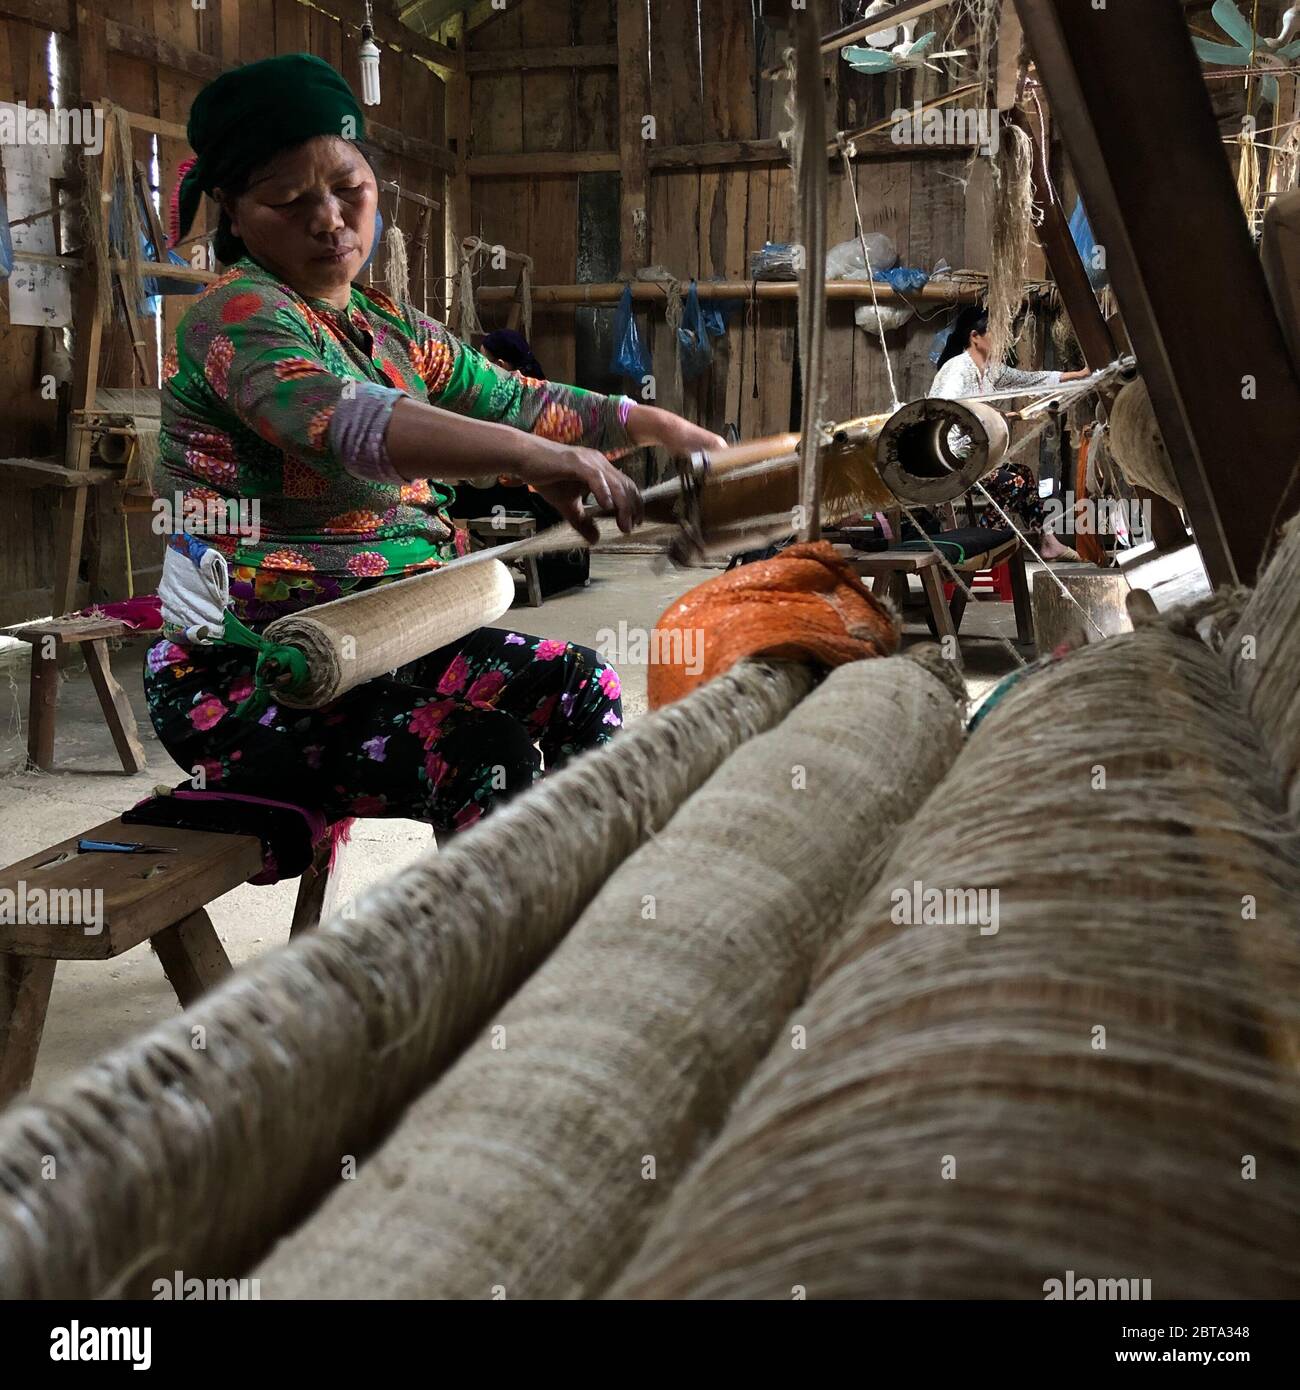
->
[467,513,543,607]
[0,815,341,1103]
[6,617,149,774]
[835,539,1034,664]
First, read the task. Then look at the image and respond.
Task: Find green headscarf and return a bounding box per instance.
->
[175,53,365,248]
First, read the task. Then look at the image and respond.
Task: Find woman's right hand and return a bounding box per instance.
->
[514,436,643,544]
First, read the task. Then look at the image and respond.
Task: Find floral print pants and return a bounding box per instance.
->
[143,627,623,836]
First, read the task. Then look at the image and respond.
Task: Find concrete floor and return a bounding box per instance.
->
[0,553,1023,1097]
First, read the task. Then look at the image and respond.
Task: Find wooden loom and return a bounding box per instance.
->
[0,0,1298,1302]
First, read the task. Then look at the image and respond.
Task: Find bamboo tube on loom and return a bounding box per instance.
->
[612,625,1300,1299]
[253,656,967,1298]
[0,661,810,1298]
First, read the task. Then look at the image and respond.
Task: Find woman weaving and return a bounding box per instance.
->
[929,305,1090,562]
[145,54,724,835]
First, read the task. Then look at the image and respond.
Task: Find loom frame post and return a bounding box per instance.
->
[1013,0,1300,586]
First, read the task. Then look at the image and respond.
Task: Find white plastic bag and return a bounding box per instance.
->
[856,302,914,337]
[825,233,899,280]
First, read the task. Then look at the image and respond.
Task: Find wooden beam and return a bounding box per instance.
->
[468,151,621,176]
[1010,107,1114,370]
[476,279,982,306]
[617,0,651,275]
[465,44,617,72]
[647,132,978,171]
[322,0,460,75]
[761,0,958,75]
[443,9,473,281]
[1015,0,1300,585]
[0,0,69,27]
[366,120,457,174]
[104,19,221,82]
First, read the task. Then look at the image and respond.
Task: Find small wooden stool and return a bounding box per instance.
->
[6,617,149,774]
[835,539,1034,663]
[0,815,341,1102]
[467,513,543,607]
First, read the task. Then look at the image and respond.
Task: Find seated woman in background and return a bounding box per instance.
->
[929,306,1091,562]
[146,53,724,837]
[449,328,592,598]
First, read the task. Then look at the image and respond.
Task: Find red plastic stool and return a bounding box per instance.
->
[943,560,1015,603]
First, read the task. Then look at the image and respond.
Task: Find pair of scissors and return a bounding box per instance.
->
[76,839,180,855]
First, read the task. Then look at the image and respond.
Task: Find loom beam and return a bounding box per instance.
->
[1013,0,1300,585]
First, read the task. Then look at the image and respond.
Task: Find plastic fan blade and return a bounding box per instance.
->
[845,49,899,73]
[1191,37,1252,63]
[908,31,937,56]
[1212,0,1260,50]
[1278,39,1300,57]
[1262,74,1281,107]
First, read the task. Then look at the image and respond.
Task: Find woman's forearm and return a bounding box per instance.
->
[385,396,548,482]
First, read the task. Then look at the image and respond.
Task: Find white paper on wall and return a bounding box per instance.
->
[1,101,73,328]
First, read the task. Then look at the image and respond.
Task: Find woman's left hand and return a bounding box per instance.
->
[625,404,729,458]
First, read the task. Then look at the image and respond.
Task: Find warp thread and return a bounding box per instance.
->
[613,626,1300,1299]
[253,657,966,1299]
[0,660,811,1298]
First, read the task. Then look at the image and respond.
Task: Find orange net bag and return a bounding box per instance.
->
[646,541,901,710]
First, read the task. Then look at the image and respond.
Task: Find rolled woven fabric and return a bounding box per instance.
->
[264,558,516,709]
[1228,514,1300,815]
[1107,378,1182,508]
[253,655,965,1298]
[0,660,809,1299]
[613,626,1300,1299]
[646,541,899,709]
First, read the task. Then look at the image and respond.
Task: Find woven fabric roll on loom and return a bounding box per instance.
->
[252,654,966,1299]
[610,621,1300,1299]
[0,661,808,1299]
[1228,515,1300,814]
[259,558,516,709]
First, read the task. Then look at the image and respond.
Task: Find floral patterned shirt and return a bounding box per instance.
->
[160,257,631,626]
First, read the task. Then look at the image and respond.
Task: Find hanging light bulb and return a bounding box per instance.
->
[360,1,382,107]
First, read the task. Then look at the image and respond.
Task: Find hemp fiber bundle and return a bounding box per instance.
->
[613,627,1300,1299]
[265,558,515,709]
[1106,377,1183,508]
[0,661,808,1299]
[1229,514,1300,815]
[254,656,965,1299]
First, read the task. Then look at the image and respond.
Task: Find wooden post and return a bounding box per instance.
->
[616,0,650,275]
[150,909,234,1008]
[1014,0,1300,585]
[53,6,112,619]
[0,956,57,1103]
[443,9,473,298]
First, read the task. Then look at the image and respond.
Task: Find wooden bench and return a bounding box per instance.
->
[834,537,1034,662]
[5,616,149,774]
[0,815,340,1103]
[467,513,543,607]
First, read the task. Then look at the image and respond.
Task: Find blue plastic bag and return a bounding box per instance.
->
[1069,197,1107,288]
[0,195,12,280]
[874,264,930,292]
[678,281,713,381]
[609,283,652,380]
[929,325,954,366]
